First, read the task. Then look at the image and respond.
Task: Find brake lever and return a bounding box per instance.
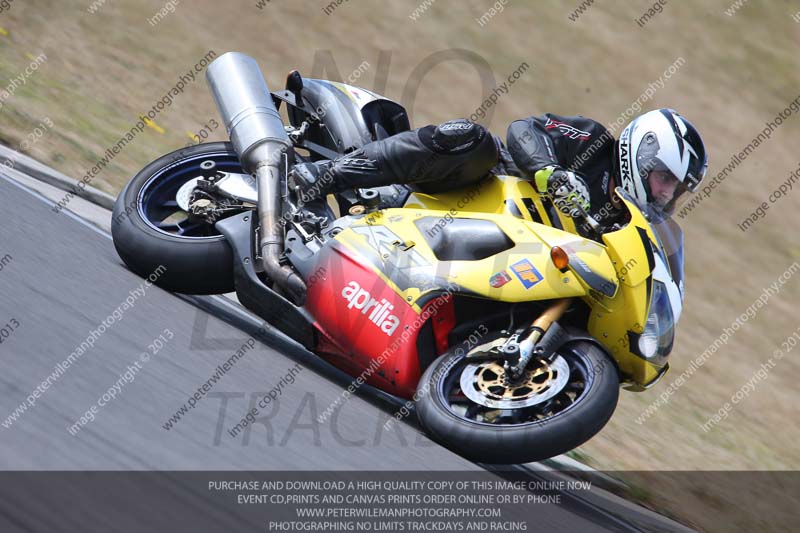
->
[566,202,605,238]
[571,202,600,231]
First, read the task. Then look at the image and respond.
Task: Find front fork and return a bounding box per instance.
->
[466,299,572,379]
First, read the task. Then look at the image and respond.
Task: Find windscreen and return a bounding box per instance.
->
[651,215,685,299]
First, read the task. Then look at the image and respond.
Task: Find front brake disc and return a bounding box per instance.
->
[459,356,570,409]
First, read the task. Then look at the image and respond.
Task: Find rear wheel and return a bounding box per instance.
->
[416,340,619,464]
[111,142,244,294]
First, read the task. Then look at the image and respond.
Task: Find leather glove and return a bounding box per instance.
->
[534,166,591,218]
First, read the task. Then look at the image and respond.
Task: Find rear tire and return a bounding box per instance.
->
[416,340,619,464]
[111,142,242,295]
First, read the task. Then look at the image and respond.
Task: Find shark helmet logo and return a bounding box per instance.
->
[618,126,633,190]
[341,281,401,336]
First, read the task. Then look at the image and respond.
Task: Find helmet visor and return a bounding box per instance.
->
[636,127,708,194]
[644,170,692,221]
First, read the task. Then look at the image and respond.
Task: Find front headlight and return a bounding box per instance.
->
[636,281,675,365]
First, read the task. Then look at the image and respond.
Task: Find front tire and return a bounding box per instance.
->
[416,340,619,464]
[111,142,243,295]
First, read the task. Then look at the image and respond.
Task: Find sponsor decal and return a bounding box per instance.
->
[341,281,401,336]
[489,270,512,288]
[618,126,633,189]
[510,259,543,289]
[544,117,591,140]
[351,225,428,266]
[438,121,473,132]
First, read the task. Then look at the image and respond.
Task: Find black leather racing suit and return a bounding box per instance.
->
[306,119,518,196]
[506,113,621,223]
[307,115,621,223]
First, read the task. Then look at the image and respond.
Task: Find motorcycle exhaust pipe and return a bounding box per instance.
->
[206,52,306,304]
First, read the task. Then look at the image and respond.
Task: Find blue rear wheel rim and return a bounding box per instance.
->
[137,151,244,239]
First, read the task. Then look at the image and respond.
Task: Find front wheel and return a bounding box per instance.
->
[416,340,619,464]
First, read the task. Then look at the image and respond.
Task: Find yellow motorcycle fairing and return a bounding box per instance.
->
[332,175,671,389]
[333,206,619,308]
[591,193,668,387]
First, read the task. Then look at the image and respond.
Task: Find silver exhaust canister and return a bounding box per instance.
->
[206,52,306,303]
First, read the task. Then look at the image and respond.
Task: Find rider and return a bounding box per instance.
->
[506,109,708,224]
[291,109,708,226]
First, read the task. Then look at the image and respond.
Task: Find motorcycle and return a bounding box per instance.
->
[111,52,685,464]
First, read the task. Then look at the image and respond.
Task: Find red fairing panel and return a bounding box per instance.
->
[305,243,449,399]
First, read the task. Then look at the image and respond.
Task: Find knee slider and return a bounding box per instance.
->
[421,119,489,155]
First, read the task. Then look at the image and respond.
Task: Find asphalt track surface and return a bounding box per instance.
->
[0,170,685,532]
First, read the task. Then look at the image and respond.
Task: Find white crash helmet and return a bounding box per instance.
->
[615,109,708,217]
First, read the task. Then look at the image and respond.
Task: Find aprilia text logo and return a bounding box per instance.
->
[341,281,400,336]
